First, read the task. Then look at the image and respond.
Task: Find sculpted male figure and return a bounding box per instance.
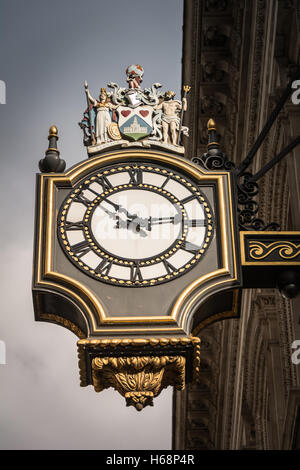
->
[156,91,187,145]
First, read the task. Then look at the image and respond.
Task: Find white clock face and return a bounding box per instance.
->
[58,162,214,287]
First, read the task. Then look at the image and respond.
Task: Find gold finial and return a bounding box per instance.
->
[49,125,58,138]
[40,124,65,172]
[207,119,216,131]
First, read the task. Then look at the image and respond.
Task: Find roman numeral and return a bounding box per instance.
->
[181,194,197,204]
[70,240,91,258]
[73,193,92,208]
[130,262,143,282]
[128,168,143,185]
[163,259,177,274]
[180,240,201,254]
[161,175,171,189]
[65,221,85,231]
[187,219,207,227]
[95,175,113,191]
[81,183,101,198]
[95,259,113,275]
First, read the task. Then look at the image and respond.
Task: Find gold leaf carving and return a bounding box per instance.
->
[91,355,186,411]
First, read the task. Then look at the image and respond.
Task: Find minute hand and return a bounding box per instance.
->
[149,214,182,226]
[150,217,178,224]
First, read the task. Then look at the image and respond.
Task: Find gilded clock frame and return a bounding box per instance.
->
[32,149,240,336]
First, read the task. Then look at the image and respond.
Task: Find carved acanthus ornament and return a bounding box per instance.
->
[92,355,186,411]
[78,336,201,410]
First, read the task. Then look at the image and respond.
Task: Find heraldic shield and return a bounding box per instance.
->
[117,105,153,141]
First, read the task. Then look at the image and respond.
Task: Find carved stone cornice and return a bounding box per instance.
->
[282,388,300,449]
[238,288,295,448]
[174,322,222,449]
[242,301,268,448]
[217,318,240,449]
[244,0,267,157]
[182,0,203,158]
[256,112,288,230]
[182,0,243,160]
[176,0,300,450]
[277,293,298,397]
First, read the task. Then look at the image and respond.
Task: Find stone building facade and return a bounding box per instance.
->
[173,0,300,450]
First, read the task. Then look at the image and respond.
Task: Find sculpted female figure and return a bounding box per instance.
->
[85,85,113,144]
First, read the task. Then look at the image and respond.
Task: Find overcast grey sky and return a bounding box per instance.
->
[0,0,183,450]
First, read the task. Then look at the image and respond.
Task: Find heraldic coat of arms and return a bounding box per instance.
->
[79,64,190,155]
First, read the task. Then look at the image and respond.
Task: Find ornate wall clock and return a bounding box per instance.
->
[33,65,300,410]
[33,66,242,409]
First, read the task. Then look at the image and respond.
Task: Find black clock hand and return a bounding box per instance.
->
[149,215,182,225]
[105,198,137,220]
[98,204,117,220]
[115,216,147,237]
[130,213,182,231]
[98,204,147,237]
[100,199,180,234]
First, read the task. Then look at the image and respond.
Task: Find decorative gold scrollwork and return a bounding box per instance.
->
[249,241,300,260]
[91,355,186,411]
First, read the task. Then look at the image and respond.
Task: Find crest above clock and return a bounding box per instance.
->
[79,64,191,157]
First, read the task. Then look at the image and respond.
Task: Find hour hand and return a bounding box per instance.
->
[115,216,147,237]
